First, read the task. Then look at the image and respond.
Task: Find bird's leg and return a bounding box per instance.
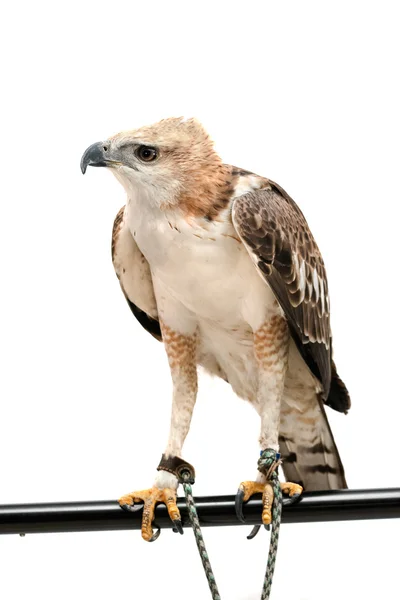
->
[119,321,198,541]
[236,316,302,533]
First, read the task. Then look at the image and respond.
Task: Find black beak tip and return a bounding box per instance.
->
[80,160,87,175]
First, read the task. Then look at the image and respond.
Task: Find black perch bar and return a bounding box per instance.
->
[1,488,399,536]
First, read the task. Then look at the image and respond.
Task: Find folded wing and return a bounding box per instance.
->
[112,206,162,341]
[232,181,349,412]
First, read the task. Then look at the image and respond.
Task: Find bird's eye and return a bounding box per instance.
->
[136,145,158,162]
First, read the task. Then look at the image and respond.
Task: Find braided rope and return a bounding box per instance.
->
[258,449,283,600]
[180,450,281,600]
[182,473,222,600]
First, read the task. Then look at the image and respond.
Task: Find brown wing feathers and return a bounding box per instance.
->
[233,182,350,412]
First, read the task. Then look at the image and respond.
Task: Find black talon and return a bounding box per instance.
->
[264,523,270,531]
[247,525,261,540]
[235,488,246,523]
[282,492,301,507]
[172,519,184,535]
[149,526,161,542]
[120,502,143,513]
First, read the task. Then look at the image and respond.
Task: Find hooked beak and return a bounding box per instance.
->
[80,141,110,174]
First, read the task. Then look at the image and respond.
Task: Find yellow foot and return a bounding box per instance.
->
[235,480,303,532]
[119,487,181,542]
[236,481,274,526]
[280,481,303,498]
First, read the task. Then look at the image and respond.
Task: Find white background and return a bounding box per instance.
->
[0,1,399,598]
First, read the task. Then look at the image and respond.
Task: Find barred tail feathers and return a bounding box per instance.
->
[279,354,347,491]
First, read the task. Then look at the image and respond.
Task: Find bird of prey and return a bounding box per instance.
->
[81,117,350,542]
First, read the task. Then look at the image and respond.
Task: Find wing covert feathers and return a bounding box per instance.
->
[232,182,350,412]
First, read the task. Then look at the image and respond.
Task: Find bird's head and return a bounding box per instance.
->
[81,117,230,214]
